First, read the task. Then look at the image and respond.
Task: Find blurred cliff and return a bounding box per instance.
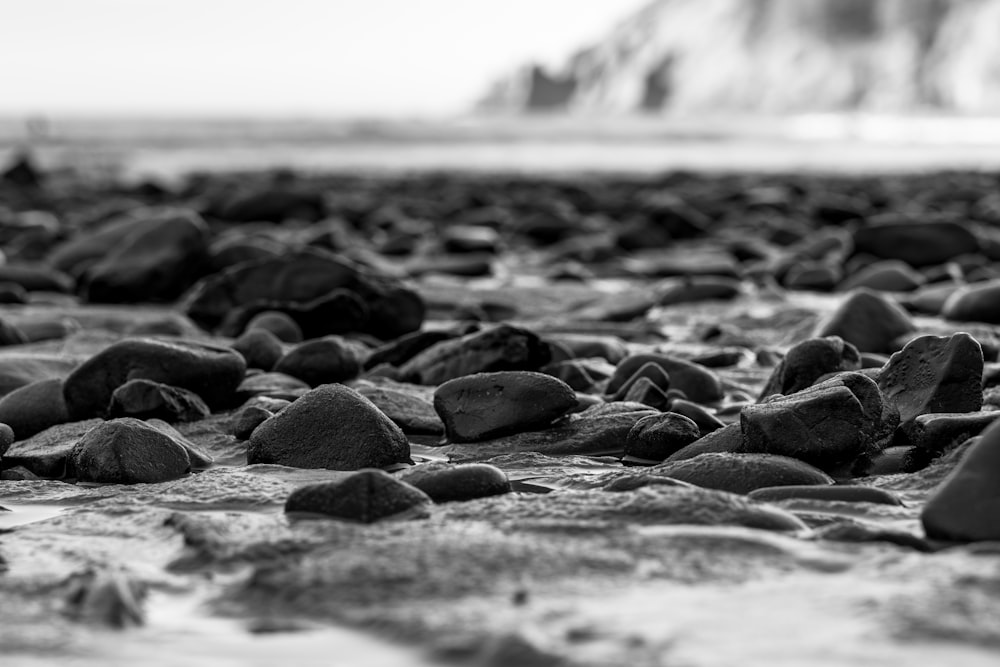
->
[478,0,1000,113]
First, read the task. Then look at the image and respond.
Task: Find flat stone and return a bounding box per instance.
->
[285,469,432,522]
[839,260,925,292]
[434,371,577,443]
[398,463,511,502]
[748,485,901,505]
[654,453,834,494]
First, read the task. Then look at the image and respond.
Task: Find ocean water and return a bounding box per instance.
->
[3,114,1000,181]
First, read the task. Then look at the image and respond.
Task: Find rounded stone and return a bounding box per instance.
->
[748,485,901,505]
[284,469,431,522]
[247,383,411,470]
[399,463,511,503]
[814,289,916,354]
[433,371,577,443]
[70,418,191,484]
[605,353,722,404]
[232,328,284,372]
[758,336,861,399]
[0,377,69,439]
[272,336,365,387]
[654,452,834,494]
[244,310,303,343]
[107,379,210,423]
[853,220,980,267]
[624,412,702,463]
[63,338,247,419]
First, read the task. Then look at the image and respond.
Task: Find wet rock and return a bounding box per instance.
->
[399,463,511,502]
[79,208,211,303]
[247,383,411,470]
[0,419,102,478]
[921,419,1000,541]
[666,422,742,462]
[0,317,27,346]
[621,376,671,410]
[107,379,211,422]
[605,353,723,403]
[442,225,500,254]
[895,411,1000,456]
[758,336,861,399]
[235,372,311,402]
[444,403,656,462]
[654,453,834,494]
[232,329,284,372]
[814,288,917,353]
[434,371,577,442]
[877,333,984,424]
[284,469,431,522]
[272,336,365,387]
[363,327,471,370]
[540,360,601,392]
[0,377,69,438]
[540,333,628,364]
[231,405,276,440]
[608,361,671,401]
[667,398,725,435]
[353,379,443,435]
[811,520,932,552]
[181,248,424,340]
[243,310,303,343]
[853,220,980,267]
[70,418,191,484]
[623,412,701,463]
[942,278,1000,324]
[782,261,842,291]
[219,288,370,340]
[748,485,901,505]
[399,324,551,386]
[63,338,247,419]
[839,260,925,292]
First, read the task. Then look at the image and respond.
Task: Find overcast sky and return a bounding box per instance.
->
[0,0,648,117]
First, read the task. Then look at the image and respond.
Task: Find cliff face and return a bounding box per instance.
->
[479,0,1000,113]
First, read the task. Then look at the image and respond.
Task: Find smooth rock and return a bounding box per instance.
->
[665,422,742,462]
[107,379,211,423]
[235,372,311,402]
[839,260,925,292]
[353,380,443,435]
[667,398,726,435]
[624,412,702,463]
[654,452,834,494]
[244,310,303,343]
[284,469,431,522]
[0,377,69,439]
[63,338,247,419]
[758,336,861,400]
[398,463,511,502]
[434,371,577,442]
[942,278,1000,324]
[0,419,102,478]
[231,405,275,440]
[232,328,284,372]
[748,485,901,505]
[814,289,916,353]
[273,336,365,387]
[247,384,411,470]
[853,220,980,267]
[896,411,1000,455]
[70,418,191,484]
[605,353,723,403]
[877,333,984,424]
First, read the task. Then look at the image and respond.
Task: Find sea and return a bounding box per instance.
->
[3,113,1000,182]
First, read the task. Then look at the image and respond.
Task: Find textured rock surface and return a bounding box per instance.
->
[70,418,192,484]
[284,469,432,522]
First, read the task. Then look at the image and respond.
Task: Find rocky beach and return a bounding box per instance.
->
[2,154,1000,666]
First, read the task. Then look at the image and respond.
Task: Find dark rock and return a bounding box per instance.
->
[235,372,311,402]
[758,336,861,400]
[181,249,424,340]
[434,371,577,442]
[353,380,443,435]
[609,361,671,401]
[942,278,1000,324]
[540,333,628,364]
[624,412,701,463]
[231,405,275,440]
[248,384,411,470]
[865,445,918,475]
[442,225,500,254]
[0,264,74,293]
[896,411,1000,456]
[621,376,671,411]
[811,520,933,552]
[839,260,925,292]
[0,317,27,346]
[0,419,102,478]
[284,469,431,522]
[605,353,723,403]
[219,288,370,340]
[656,276,742,306]
[272,336,365,387]
[0,422,12,455]
[853,220,980,267]
[748,485,901,505]
[540,360,600,392]
[1,151,41,187]
[207,235,284,273]
[921,419,1000,541]
[107,379,210,422]
[399,463,511,502]
[665,422,742,462]
[877,333,984,424]
[363,327,471,370]
[654,452,834,494]
[667,398,725,435]
[232,329,284,372]
[783,261,842,291]
[244,310,303,343]
[399,324,551,386]
[63,338,247,419]
[215,188,325,223]
[70,418,191,484]
[814,288,916,353]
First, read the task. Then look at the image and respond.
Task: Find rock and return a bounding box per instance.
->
[942,278,1000,324]
[608,361,671,401]
[181,248,424,340]
[235,372,311,402]
[667,398,725,435]
[621,376,671,411]
[219,288,371,340]
[853,220,980,267]
[231,405,275,440]
[540,333,628,364]
[653,452,834,494]
[921,419,1000,541]
[839,260,926,292]
[0,422,13,455]
[748,485,901,505]
[877,333,984,424]
[0,377,68,439]
[442,225,500,254]
[0,263,75,293]
[399,463,511,502]
[623,412,701,463]
[399,324,551,386]
[782,261,841,291]
[1,151,41,187]
[814,288,917,353]
[740,382,877,475]
[63,338,247,419]
[665,422,742,462]
[272,336,365,387]
[758,336,861,399]
[0,317,27,346]
[215,188,325,223]
[284,469,431,522]
[896,411,1000,456]
[434,371,577,442]
[207,235,284,273]
[364,327,471,370]
[657,276,743,306]
[244,310,303,343]
[540,360,600,392]
[247,384,411,470]
[0,419,102,478]
[353,380,443,435]
[107,379,211,422]
[232,329,284,371]
[605,353,723,403]
[77,208,211,303]
[444,403,656,462]
[70,418,191,484]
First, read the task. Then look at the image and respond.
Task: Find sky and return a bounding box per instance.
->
[0,0,649,118]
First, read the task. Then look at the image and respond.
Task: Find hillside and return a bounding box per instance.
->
[479,0,1000,113]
